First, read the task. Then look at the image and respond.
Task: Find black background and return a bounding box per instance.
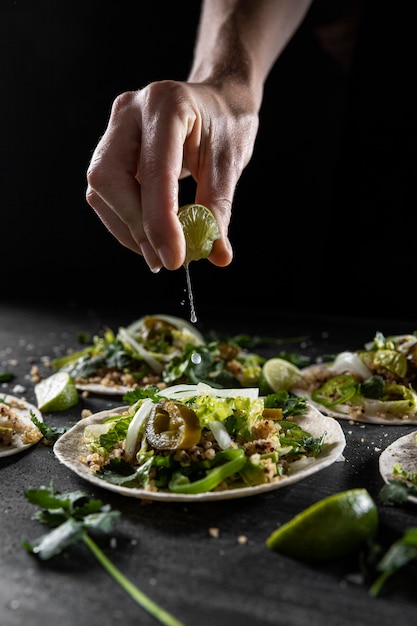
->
[1,0,416,319]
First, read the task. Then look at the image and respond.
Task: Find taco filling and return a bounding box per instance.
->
[77,384,326,495]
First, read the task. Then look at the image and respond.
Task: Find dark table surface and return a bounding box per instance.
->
[1,297,416,626]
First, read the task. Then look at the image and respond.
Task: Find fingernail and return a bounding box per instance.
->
[140,242,162,273]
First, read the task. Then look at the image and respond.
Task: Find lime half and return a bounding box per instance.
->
[259,358,302,394]
[178,203,220,265]
[266,488,378,561]
[35,371,79,412]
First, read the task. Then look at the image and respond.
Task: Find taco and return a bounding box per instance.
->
[0,394,43,457]
[291,331,417,424]
[52,314,264,396]
[379,431,417,504]
[53,383,346,502]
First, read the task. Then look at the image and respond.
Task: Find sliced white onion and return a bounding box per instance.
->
[330,351,372,381]
[125,314,205,345]
[157,384,199,400]
[117,327,163,374]
[208,420,232,449]
[393,335,417,355]
[124,398,154,461]
[196,382,259,399]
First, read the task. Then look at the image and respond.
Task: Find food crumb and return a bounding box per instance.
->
[237,535,248,544]
[209,527,219,538]
[12,384,26,394]
[30,365,41,383]
[81,409,92,419]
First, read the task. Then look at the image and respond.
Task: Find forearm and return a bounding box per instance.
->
[188,0,313,111]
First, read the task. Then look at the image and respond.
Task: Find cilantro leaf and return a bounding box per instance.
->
[264,391,308,417]
[30,411,67,442]
[379,480,417,506]
[0,371,14,382]
[21,483,184,626]
[369,528,417,597]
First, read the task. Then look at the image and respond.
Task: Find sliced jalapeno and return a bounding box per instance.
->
[145,400,201,450]
[312,374,357,408]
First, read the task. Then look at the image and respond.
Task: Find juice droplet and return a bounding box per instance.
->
[184,264,197,323]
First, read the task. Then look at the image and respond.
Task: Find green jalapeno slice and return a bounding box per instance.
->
[312,374,357,408]
[145,400,201,450]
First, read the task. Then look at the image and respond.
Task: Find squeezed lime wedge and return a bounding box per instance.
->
[35,371,79,412]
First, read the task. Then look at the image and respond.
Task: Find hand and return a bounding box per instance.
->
[86,79,259,272]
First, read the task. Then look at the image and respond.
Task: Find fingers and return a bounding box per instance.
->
[136,83,189,270]
[138,82,236,270]
[86,92,162,271]
[86,81,259,273]
[87,87,186,271]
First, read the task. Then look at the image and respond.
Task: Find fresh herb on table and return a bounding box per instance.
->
[30,411,67,443]
[379,479,417,506]
[21,483,185,626]
[367,528,417,597]
[359,480,417,596]
[0,371,14,382]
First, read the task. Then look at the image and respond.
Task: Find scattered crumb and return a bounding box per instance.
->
[208,527,219,538]
[30,365,41,383]
[12,384,26,394]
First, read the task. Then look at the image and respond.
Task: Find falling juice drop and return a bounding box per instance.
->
[184,264,197,323]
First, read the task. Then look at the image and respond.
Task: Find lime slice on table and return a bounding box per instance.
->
[259,358,302,394]
[266,488,378,561]
[35,371,79,412]
[178,203,220,266]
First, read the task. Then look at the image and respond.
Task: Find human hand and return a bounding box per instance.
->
[86,79,259,272]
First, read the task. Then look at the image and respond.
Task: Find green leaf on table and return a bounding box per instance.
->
[21,482,184,626]
[30,411,67,442]
[369,528,417,596]
[379,479,417,506]
[0,371,14,382]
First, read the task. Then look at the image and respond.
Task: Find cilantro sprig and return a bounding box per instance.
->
[368,528,417,597]
[21,483,185,626]
[360,480,417,596]
[0,371,14,382]
[379,479,417,506]
[30,410,67,443]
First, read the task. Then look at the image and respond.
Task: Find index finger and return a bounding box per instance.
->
[86,92,156,260]
[136,84,196,270]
